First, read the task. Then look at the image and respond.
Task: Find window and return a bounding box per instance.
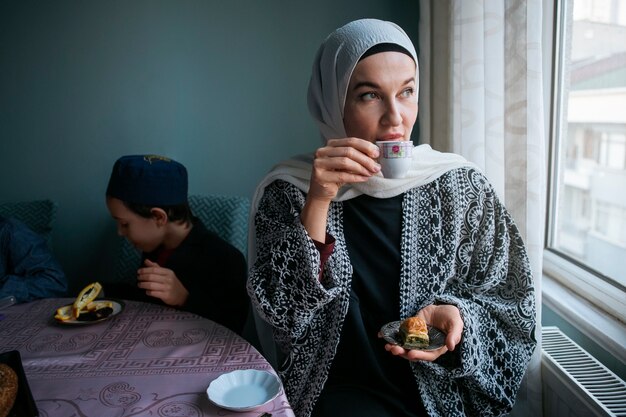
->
[546,0,626,322]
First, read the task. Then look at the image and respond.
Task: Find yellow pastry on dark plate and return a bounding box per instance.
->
[380,319,446,351]
[73,282,102,318]
[399,316,430,349]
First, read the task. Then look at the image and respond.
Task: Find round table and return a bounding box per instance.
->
[0,298,294,417]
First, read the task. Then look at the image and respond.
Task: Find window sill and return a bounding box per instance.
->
[542,274,626,365]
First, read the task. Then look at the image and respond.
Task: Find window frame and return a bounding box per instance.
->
[544,0,626,325]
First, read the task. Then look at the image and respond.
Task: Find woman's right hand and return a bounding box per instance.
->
[308,137,381,202]
[301,138,380,242]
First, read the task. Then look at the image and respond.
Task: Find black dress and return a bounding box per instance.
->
[311,194,427,417]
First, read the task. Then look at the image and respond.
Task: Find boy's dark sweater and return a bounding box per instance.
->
[106,219,249,335]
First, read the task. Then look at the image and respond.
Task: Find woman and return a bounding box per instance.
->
[247,19,536,417]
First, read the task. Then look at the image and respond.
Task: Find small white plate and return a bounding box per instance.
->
[206,369,281,411]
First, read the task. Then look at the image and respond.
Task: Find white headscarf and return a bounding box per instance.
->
[307,18,419,142]
[250,19,475,213]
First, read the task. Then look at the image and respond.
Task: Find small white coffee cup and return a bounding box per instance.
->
[376,141,413,179]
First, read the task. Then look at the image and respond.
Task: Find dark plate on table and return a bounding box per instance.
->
[0,350,39,417]
[53,299,124,325]
[380,320,446,351]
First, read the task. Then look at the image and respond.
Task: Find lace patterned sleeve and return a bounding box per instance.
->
[410,169,536,417]
[247,180,342,349]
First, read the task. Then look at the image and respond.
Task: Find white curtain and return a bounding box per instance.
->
[420,1,545,415]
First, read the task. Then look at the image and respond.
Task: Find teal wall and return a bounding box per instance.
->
[3,2,623,387]
[0,1,419,291]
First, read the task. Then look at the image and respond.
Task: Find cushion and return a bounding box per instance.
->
[0,200,57,244]
[188,194,249,256]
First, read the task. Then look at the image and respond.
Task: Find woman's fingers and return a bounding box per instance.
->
[418,304,464,352]
[318,139,380,170]
[405,346,448,361]
[384,343,448,362]
[307,137,381,202]
[326,137,380,158]
[319,138,379,159]
[314,154,378,178]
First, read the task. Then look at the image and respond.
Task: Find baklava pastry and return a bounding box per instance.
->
[399,316,429,349]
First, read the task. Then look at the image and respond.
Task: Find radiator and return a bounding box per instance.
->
[542,326,626,417]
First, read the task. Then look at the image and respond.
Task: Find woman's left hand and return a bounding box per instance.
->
[382,304,464,362]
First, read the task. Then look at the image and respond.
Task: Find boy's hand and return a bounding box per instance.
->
[137,259,189,307]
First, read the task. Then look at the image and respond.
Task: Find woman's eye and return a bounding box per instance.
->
[401,87,415,97]
[360,92,378,101]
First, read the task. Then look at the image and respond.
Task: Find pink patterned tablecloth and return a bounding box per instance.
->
[0,298,294,417]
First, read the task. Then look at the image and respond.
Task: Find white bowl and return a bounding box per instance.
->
[206,369,281,411]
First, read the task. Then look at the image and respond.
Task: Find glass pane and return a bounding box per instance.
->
[552,0,626,287]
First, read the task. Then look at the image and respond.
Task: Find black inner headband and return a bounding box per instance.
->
[359,43,413,61]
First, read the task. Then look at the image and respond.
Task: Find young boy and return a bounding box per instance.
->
[105,154,248,334]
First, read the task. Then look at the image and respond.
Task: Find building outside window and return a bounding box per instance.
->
[547,0,626,318]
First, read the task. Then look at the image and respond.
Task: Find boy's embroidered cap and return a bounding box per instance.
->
[106,155,188,206]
